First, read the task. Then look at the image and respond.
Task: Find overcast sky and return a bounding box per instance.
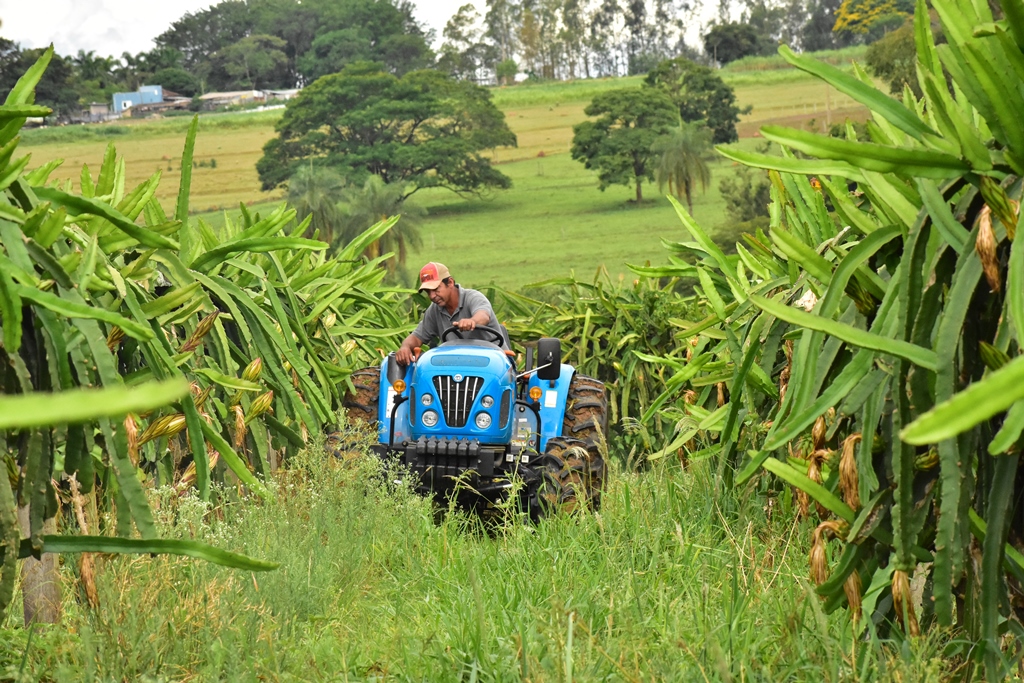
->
[0,0,472,57]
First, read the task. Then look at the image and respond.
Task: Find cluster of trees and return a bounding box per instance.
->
[0,0,433,118]
[570,56,745,205]
[701,0,914,65]
[439,0,915,84]
[436,0,692,83]
[0,0,924,122]
[153,0,432,90]
[257,61,517,273]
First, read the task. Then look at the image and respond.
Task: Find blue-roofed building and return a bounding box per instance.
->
[112,85,164,113]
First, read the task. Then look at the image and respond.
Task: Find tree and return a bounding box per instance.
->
[832,0,911,41]
[213,34,291,90]
[296,0,433,80]
[865,18,919,95]
[570,87,679,203]
[257,63,517,195]
[0,42,79,120]
[155,0,253,72]
[702,22,765,64]
[495,59,518,84]
[719,166,772,223]
[645,57,747,144]
[483,0,520,64]
[287,164,347,246]
[339,176,424,270]
[801,0,854,51]
[437,4,496,82]
[651,122,712,213]
[153,67,200,96]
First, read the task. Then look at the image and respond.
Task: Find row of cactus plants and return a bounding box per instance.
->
[496,0,1024,672]
[0,50,412,622]
[631,0,1023,675]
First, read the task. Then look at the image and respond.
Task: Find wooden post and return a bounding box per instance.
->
[17,507,60,624]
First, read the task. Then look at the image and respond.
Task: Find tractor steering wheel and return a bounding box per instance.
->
[440,325,505,345]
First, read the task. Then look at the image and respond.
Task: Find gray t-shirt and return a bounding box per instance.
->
[413,285,509,348]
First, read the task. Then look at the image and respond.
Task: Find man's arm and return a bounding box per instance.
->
[454,309,491,331]
[396,332,423,365]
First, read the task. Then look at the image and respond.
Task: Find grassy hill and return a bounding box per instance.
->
[21,47,873,290]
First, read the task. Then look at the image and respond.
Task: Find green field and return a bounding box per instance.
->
[0,452,948,681]
[21,55,874,290]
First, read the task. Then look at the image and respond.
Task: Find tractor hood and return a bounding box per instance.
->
[384,343,516,444]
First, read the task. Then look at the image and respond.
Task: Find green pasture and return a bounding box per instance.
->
[0,451,949,681]
[407,145,758,291]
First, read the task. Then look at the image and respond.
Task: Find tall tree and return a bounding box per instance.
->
[339,176,424,270]
[560,0,588,79]
[213,34,290,89]
[296,0,433,80]
[0,42,78,120]
[645,57,747,143]
[702,22,765,63]
[651,122,712,213]
[587,0,623,77]
[832,0,911,41]
[287,164,347,246]
[518,8,543,76]
[438,4,495,82]
[484,0,520,64]
[865,18,918,95]
[570,87,679,202]
[154,0,253,72]
[801,0,852,50]
[257,63,517,195]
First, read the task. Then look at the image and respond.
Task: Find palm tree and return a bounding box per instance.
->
[287,164,346,246]
[651,122,713,214]
[339,176,424,272]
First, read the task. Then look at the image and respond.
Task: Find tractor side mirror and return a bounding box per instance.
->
[536,338,561,380]
[386,352,407,385]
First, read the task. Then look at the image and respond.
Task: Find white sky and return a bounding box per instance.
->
[0,0,474,58]
[0,0,718,60]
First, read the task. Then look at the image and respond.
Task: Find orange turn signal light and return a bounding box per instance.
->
[393,379,406,392]
[529,386,542,401]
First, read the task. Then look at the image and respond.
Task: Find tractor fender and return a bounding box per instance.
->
[377,356,412,446]
[525,363,576,452]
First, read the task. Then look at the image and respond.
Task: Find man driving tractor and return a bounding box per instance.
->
[395,261,510,365]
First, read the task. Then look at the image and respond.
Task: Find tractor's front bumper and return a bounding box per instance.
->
[372,436,539,500]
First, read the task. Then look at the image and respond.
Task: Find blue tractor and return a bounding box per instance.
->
[340,326,608,518]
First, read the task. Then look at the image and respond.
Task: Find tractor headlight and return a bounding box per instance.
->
[481,395,494,408]
[421,393,433,407]
[475,412,492,429]
[422,410,439,427]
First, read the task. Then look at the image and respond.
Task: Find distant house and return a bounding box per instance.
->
[265,89,301,101]
[112,85,164,113]
[198,90,266,108]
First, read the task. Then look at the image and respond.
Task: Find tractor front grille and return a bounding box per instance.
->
[433,375,483,427]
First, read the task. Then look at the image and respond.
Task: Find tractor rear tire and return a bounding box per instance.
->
[327,366,381,461]
[561,374,609,509]
[524,447,574,522]
[524,436,599,521]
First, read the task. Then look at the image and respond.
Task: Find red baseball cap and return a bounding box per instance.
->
[418,262,451,291]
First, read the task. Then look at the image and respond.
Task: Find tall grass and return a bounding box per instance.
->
[2,446,953,681]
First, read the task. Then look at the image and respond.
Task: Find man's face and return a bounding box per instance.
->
[428,279,452,307]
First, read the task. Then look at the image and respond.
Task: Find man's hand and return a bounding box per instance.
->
[396,345,416,365]
[455,318,477,331]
